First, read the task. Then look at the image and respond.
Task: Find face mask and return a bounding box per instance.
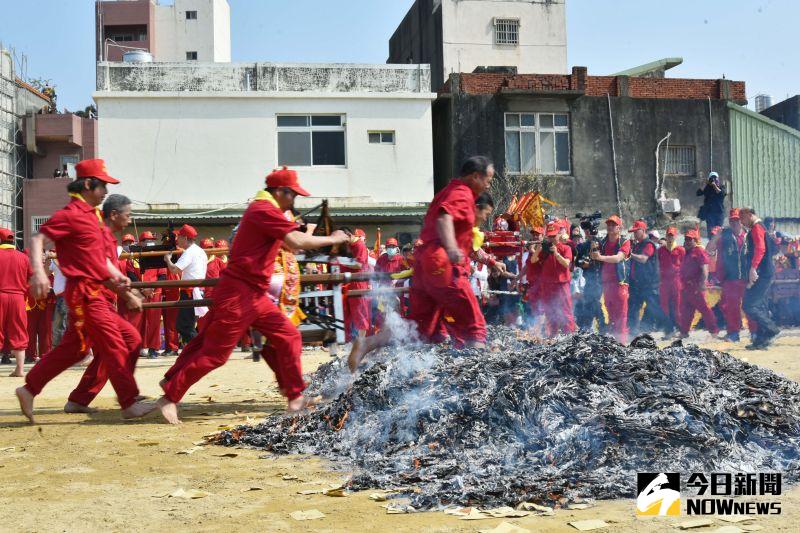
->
[386,247,399,258]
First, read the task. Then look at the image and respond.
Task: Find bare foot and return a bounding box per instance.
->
[121,401,156,420]
[158,378,167,391]
[9,369,25,378]
[348,337,366,373]
[156,396,181,424]
[287,395,320,413]
[64,401,99,414]
[15,387,35,424]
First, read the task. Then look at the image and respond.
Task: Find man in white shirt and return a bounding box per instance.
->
[48,254,68,346]
[164,224,207,345]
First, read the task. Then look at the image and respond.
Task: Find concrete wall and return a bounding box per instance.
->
[94,94,435,208]
[441,0,567,77]
[388,0,445,90]
[437,92,732,223]
[154,0,230,62]
[761,95,800,132]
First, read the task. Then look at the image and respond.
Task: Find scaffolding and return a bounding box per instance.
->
[0,46,24,245]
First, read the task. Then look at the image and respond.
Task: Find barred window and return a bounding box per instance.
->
[32,216,49,234]
[665,146,696,176]
[185,51,198,60]
[186,11,197,20]
[368,131,395,145]
[504,113,570,175]
[495,19,519,46]
[277,115,346,167]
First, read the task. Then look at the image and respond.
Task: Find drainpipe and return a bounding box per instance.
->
[607,94,622,216]
[655,132,672,202]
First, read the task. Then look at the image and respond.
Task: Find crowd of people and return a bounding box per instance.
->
[0,157,796,424]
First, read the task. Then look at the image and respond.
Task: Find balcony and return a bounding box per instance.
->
[29,113,83,146]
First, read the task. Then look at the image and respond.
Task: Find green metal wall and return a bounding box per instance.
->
[729,102,800,219]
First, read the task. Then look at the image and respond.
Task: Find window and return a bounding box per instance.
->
[60,155,79,178]
[186,10,197,20]
[368,131,395,145]
[186,51,198,60]
[277,115,346,167]
[494,18,519,46]
[504,113,570,175]
[32,216,49,235]
[664,146,696,176]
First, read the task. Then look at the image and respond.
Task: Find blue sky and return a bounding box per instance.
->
[1,0,796,111]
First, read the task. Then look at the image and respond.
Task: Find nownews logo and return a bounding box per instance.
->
[636,472,782,516]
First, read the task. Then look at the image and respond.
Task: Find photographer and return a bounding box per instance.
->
[530,222,574,336]
[591,215,631,343]
[697,171,727,238]
[574,213,606,333]
[627,220,669,337]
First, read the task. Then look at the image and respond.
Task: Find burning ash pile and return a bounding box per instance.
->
[217,327,800,509]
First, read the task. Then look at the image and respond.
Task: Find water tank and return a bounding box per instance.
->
[755,94,773,113]
[123,50,153,63]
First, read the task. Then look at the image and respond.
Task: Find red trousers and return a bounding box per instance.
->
[162,276,304,403]
[26,304,53,359]
[119,304,142,331]
[679,285,719,335]
[602,282,629,343]
[140,308,162,350]
[0,293,28,351]
[540,282,575,337]
[344,295,371,342]
[659,275,682,327]
[68,317,142,406]
[163,308,179,351]
[720,279,746,334]
[25,281,141,409]
[409,248,486,346]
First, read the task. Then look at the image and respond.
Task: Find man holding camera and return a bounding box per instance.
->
[591,215,631,343]
[697,171,726,238]
[530,222,574,336]
[627,220,669,337]
[574,215,605,332]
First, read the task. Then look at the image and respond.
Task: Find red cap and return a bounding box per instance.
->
[138,231,155,241]
[75,159,119,184]
[729,208,740,220]
[545,223,559,237]
[177,224,198,239]
[354,229,366,238]
[0,227,13,241]
[606,215,623,227]
[628,219,647,232]
[386,237,398,247]
[685,229,700,240]
[710,226,722,236]
[121,233,136,244]
[666,226,678,236]
[215,239,228,248]
[532,226,544,235]
[266,166,310,196]
[199,238,214,249]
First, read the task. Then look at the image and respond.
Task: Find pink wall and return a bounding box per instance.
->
[96,0,156,61]
[23,178,72,245]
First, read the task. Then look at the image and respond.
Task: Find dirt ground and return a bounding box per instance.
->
[1,331,800,532]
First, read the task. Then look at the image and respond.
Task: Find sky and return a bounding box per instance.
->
[1,0,797,111]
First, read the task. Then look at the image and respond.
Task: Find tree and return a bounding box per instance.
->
[74,105,97,119]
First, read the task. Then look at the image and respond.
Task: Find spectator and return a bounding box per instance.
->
[697,171,726,238]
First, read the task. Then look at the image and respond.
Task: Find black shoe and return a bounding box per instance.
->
[723,332,740,343]
[0,355,11,365]
[745,341,768,351]
[252,350,261,362]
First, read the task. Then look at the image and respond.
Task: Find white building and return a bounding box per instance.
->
[96,0,231,63]
[389,0,568,91]
[94,62,435,237]
[154,0,231,62]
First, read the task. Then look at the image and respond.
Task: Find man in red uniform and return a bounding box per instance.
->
[657,227,684,334]
[156,167,349,423]
[65,194,146,413]
[627,219,669,336]
[0,228,32,377]
[139,231,167,357]
[524,226,545,329]
[740,207,779,349]
[343,228,372,341]
[349,156,494,371]
[677,229,718,338]
[532,222,574,336]
[24,260,53,363]
[16,160,151,423]
[375,237,405,274]
[591,215,630,343]
[717,209,747,342]
[117,234,142,331]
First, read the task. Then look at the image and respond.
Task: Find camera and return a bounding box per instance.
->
[576,211,602,237]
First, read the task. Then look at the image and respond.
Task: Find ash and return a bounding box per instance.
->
[217,327,800,509]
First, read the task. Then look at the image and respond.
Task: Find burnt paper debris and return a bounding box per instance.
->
[216,327,800,510]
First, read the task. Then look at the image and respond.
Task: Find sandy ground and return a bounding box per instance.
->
[1,331,800,532]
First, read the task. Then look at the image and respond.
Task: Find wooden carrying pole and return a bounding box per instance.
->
[130,271,387,290]
[141,299,213,310]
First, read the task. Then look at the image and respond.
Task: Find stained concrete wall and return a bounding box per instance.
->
[436,93,733,222]
[97,62,432,94]
[388,0,445,91]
